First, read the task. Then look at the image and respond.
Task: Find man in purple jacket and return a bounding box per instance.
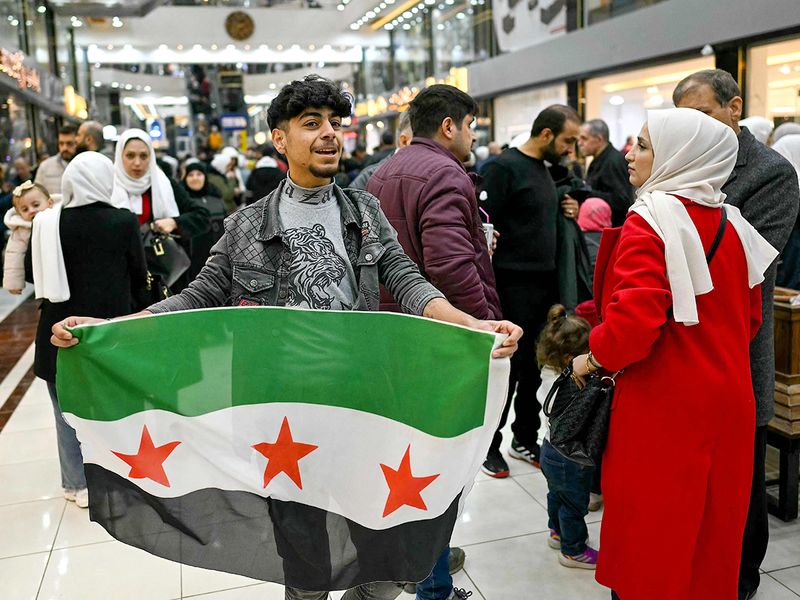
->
[367,84,500,600]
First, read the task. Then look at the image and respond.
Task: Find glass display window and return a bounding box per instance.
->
[492,83,568,145]
[747,37,800,125]
[584,55,714,149]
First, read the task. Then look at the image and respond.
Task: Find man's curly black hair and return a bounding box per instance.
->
[267,75,352,130]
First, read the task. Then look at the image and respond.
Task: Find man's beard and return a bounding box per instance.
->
[542,139,563,164]
[74,142,90,155]
[309,162,339,180]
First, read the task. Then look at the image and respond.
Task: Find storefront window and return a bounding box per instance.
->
[393,21,429,88]
[23,0,50,72]
[55,15,77,88]
[432,0,489,76]
[362,46,392,97]
[493,84,568,145]
[0,0,25,52]
[747,37,800,126]
[584,55,713,149]
[0,93,33,167]
[585,0,669,26]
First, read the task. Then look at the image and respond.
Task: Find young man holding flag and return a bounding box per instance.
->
[51,75,521,600]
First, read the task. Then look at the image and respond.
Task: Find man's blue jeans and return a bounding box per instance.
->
[540,439,594,556]
[46,381,86,491]
[416,546,452,600]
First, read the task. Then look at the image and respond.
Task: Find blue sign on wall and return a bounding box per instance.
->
[220,113,249,131]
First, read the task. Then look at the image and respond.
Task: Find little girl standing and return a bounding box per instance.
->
[536,304,599,569]
[3,181,53,294]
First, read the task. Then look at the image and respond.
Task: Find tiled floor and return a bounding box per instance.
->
[0,290,799,599]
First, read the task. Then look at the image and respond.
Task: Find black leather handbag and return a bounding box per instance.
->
[141,228,191,288]
[543,366,618,467]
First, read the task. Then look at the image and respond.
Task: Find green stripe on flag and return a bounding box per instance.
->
[57,307,495,438]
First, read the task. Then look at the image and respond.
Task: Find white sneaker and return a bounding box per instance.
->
[64,489,77,502]
[75,488,89,509]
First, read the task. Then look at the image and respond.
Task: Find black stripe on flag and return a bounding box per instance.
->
[85,464,460,590]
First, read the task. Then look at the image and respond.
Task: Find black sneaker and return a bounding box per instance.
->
[448,546,465,574]
[452,588,473,599]
[481,450,510,478]
[508,437,540,468]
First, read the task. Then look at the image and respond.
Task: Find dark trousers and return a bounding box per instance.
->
[489,268,558,454]
[738,425,769,598]
[611,592,621,600]
[540,440,593,556]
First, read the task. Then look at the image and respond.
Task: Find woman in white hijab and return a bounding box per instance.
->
[30,152,147,508]
[569,108,777,600]
[112,129,209,236]
[111,128,210,291]
[772,134,800,288]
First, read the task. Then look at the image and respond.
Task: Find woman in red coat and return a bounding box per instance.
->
[571,108,778,600]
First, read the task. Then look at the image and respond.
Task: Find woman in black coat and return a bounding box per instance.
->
[28,151,147,508]
[181,161,226,280]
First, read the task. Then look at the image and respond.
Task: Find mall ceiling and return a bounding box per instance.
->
[50,0,164,17]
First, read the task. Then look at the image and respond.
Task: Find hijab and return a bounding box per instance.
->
[32,152,128,302]
[577,197,611,232]
[111,128,179,219]
[772,134,800,180]
[739,117,774,145]
[629,108,778,325]
[773,122,800,145]
[181,161,211,198]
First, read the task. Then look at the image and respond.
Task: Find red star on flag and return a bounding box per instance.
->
[253,417,318,489]
[112,425,181,487]
[380,445,440,517]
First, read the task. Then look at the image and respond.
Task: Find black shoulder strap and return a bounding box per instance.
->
[706,208,728,265]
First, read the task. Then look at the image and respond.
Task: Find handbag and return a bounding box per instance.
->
[141,227,191,288]
[543,366,618,467]
[543,207,730,467]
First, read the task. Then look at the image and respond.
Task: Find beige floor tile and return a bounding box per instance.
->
[0,458,63,506]
[451,478,550,547]
[767,567,800,596]
[0,552,49,600]
[4,402,56,433]
[756,573,800,600]
[38,540,181,600]
[763,516,800,572]
[182,583,284,599]
[0,428,58,466]
[462,526,607,600]
[0,498,64,559]
[53,502,113,549]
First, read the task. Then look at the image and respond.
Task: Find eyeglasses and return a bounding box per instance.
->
[12,180,35,197]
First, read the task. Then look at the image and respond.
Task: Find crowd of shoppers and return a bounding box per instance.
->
[2,67,799,600]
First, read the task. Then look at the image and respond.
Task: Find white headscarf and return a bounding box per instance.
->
[739,116,774,145]
[773,122,800,145]
[32,152,127,303]
[772,134,800,180]
[111,128,179,219]
[630,108,779,325]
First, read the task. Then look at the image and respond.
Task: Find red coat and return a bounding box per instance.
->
[590,197,761,599]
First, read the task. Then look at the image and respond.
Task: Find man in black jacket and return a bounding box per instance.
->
[578,119,633,227]
[674,68,800,600]
[480,105,581,477]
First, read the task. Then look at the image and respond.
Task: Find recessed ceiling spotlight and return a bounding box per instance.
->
[176,44,184,50]
[193,44,202,50]
[158,44,167,51]
[106,44,114,50]
[337,4,344,10]
[276,44,284,50]
[211,44,218,50]
[144,85,152,92]
[226,44,235,50]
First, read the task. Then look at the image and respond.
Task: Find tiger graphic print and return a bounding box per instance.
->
[283,223,354,310]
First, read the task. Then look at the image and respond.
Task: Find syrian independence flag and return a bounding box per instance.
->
[57,307,509,591]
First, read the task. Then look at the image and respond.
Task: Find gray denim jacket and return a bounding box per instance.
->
[148,179,443,316]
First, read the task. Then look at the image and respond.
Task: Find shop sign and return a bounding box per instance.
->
[220,113,248,131]
[0,48,41,93]
[354,68,469,118]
